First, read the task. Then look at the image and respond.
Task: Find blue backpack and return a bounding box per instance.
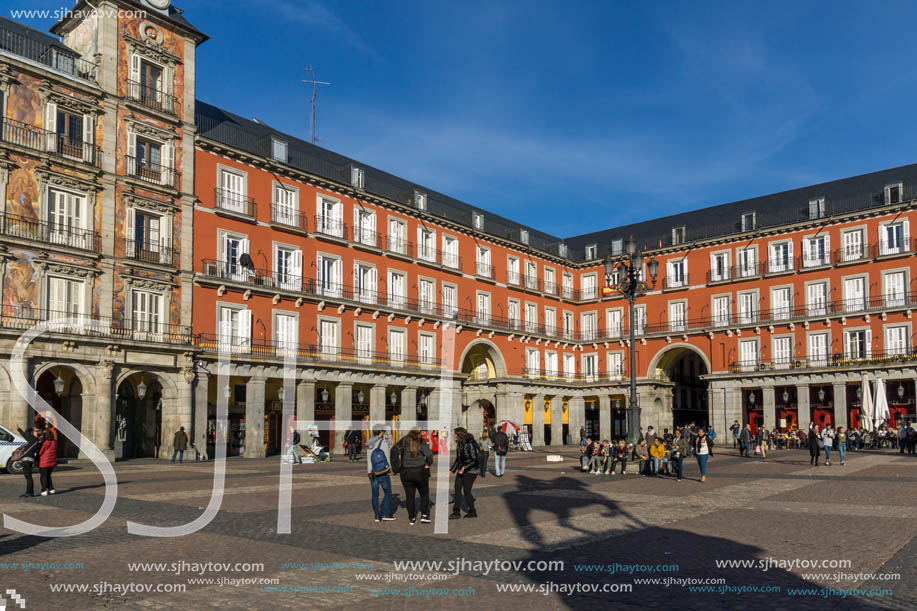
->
[370,440,390,476]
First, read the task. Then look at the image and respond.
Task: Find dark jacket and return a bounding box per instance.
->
[450,435,478,473]
[671,436,689,457]
[173,430,189,451]
[17,427,41,461]
[292,431,301,445]
[399,438,434,470]
[692,434,714,456]
[740,428,754,444]
[492,431,509,456]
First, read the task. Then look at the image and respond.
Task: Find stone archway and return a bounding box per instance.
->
[648,344,711,428]
[459,339,507,380]
[35,366,84,459]
[115,374,164,459]
[465,398,496,438]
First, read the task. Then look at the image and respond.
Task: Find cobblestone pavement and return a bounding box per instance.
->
[0,447,913,610]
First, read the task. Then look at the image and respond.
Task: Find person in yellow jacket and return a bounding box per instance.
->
[649,438,669,476]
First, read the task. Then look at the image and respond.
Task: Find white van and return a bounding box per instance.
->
[0,424,27,474]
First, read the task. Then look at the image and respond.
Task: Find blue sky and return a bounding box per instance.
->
[14,0,917,237]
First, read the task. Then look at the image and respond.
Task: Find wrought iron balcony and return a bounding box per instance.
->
[0,25,96,80]
[127,80,180,116]
[126,156,180,189]
[1,118,101,167]
[1,213,101,252]
[124,238,177,266]
[0,304,192,344]
[214,188,256,217]
[270,203,308,231]
[730,348,917,373]
[314,215,347,239]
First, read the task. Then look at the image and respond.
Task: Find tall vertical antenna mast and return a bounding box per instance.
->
[302,66,331,144]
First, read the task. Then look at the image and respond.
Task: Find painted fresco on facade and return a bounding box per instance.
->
[6,78,40,125]
[3,249,39,312]
[6,157,41,219]
[64,13,97,61]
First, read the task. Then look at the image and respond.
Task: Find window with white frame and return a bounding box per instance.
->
[219,232,250,282]
[476,292,490,325]
[844,329,870,360]
[710,252,729,282]
[316,254,342,297]
[47,275,84,318]
[768,241,793,273]
[773,336,793,368]
[131,289,163,335]
[667,258,687,287]
[738,291,757,324]
[271,137,287,163]
[316,196,344,237]
[807,332,829,365]
[606,309,622,337]
[273,183,299,226]
[843,276,866,312]
[563,311,574,339]
[739,339,759,371]
[582,354,597,381]
[219,305,251,352]
[607,352,624,378]
[354,207,377,247]
[526,348,540,376]
[562,272,574,298]
[508,299,520,331]
[507,256,520,284]
[582,312,596,340]
[388,328,406,362]
[563,353,576,377]
[713,295,730,327]
[414,190,427,211]
[611,239,623,255]
[274,245,303,291]
[318,318,339,357]
[544,306,556,336]
[388,270,406,308]
[472,212,484,230]
[634,305,646,335]
[127,204,172,263]
[672,226,685,245]
[544,267,556,293]
[525,260,538,289]
[879,220,909,255]
[475,246,491,276]
[129,134,172,186]
[354,263,377,304]
[741,212,756,232]
[771,287,791,320]
[806,282,827,316]
[418,278,435,313]
[274,313,298,356]
[519,229,529,245]
[387,217,408,255]
[48,188,89,249]
[803,234,830,268]
[442,235,459,268]
[885,183,902,204]
[44,100,94,163]
[581,274,597,299]
[737,248,756,277]
[442,284,457,316]
[129,54,173,113]
[885,325,908,355]
[668,301,686,332]
[585,244,598,260]
[808,197,825,219]
[417,227,436,261]
[419,332,435,366]
[884,271,906,307]
[841,229,864,261]
[544,352,558,377]
[525,302,538,333]
[350,166,364,189]
[356,324,373,362]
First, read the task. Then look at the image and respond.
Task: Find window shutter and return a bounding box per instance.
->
[44,102,57,151]
[824,234,830,259]
[240,238,250,259]
[292,250,303,290]
[163,65,174,98]
[82,113,94,162]
[879,226,887,256]
[787,240,794,267]
[130,54,141,93]
[316,254,323,291]
[125,206,135,258]
[161,143,174,186]
[865,329,872,359]
[903,220,911,247]
[370,268,377,297]
[127,133,136,173]
[159,214,172,264]
[416,226,422,257]
[238,309,252,352]
[353,262,359,293]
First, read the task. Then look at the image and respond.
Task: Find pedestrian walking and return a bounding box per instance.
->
[670,429,688,481]
[692,427,714,482]
[366,425,394,522]
[172,426,188,464]
[739,424,754,457]
[730,420,740,448]
[809,424,821,465]
[397,430,433,525]
[492,426,509,477]
[579,426,586,446]
[284,427,301,464]
[37,429,58,496]
[477,430,490,478]
[836,426,848,466]
[449,427,480,519]
[756,426,770,459]
[15,423,43,497]
[345,428,361,462]
[822,425,835,466]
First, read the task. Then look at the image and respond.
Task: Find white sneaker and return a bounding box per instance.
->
[610,471,616,475]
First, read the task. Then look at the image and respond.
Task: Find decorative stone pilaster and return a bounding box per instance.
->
[245,377,267,458]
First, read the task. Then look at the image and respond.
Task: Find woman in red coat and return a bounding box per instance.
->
[37,431,58,496]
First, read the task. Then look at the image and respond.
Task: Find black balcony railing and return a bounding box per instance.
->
[663,274,689,289]
[0,25,96,80]
[507,270,521,285]
[765,258,795,274]
[386,235,414,257]
[314,215,347,239]
[522,275,542,291]
[201,259,304,291]
[730,348,917,373]
[475,262,494,279]
[124,238,177,266]
[214,188,256,217]
[126,156,180,189]
[543,280,558,296]
[352,225,382,249]
[270,203,308,231]
[1,213,101,252]
[1,118,102,167]
[798,251,832,269]
[873,237,914,258]
[834,246,869,264]
[127,80,180,116]
[0,304,192,344]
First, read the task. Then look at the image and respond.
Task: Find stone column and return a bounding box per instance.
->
[370,384,386,428]
[428,388,442,426]
[532,393,545,446]
[90,361,114,459]
[599,394,611,441]
[401,387,417,428]
[833,382,848,429]
[297,379,315,428]
[495,387,510,423]
[194,372,209,458]
[796,384,811,433]
[569,396,585,445]
[4,359,29,431]
[762,385,776,432]
[245,377,266,458]
[549,397,562,446]
[334,382,352,454]
[509,392,525,431]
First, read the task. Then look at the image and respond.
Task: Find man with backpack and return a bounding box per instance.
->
[492,426,509,477]
[366,425,395,522]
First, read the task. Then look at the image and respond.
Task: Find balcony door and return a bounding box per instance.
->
[132,290,163,338]
[48,188,87,249]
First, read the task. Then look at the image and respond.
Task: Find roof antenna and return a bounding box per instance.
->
[302,66,331,144]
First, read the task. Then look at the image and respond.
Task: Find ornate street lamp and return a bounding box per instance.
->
[390,390,398,405]
[223,385,232,400]
[137,377,148,401]
[357,389,365,405]
[320,388,330,403]
[749,391,756,406]
[818,387,826,404]
[603,236,658,444]
[53,368,65,397]
[782,389,790,405]
[897,383,905,399]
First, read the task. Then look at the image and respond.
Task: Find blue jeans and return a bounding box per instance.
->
[652,457,668,474]
[824,445,831,461]
[171,450,183,463]
[696,454,709,476]
[838,442,846,463]
[370,473,392,519]
[286,445,300,463]
[495,454,506,476]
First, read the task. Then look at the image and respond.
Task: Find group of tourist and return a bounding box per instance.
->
[14,415,58,497]
[578,423,715,482]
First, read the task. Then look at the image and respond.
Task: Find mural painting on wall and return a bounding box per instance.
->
[4,250,39,314]
[6,158,41,219]
[112,273,126,325]
[66,14,97,61]
[6,78,40,125]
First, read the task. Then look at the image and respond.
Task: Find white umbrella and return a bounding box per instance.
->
[874,378,890,429]
[860,375,874,433]
[495,420,521,435]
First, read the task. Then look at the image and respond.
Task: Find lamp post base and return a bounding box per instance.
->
[625,407,641,446]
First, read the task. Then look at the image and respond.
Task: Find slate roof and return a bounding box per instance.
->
[0,15,80,59]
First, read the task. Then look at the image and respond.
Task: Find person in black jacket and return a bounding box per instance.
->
[345,428,361,462]
[449,427,479,519]
[397,430,434,525]
[16,423,43,497]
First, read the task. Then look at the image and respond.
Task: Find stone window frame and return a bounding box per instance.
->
[39,259,99,317]
[882,321,911,354]
[272,308,300,348]
[124,275,173,331]
[37,168,101,233]
[841,324,871,360]
[353,320,376,362]
[770,333,795,368]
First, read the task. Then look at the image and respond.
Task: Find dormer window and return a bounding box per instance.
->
[558,243,568,258]
[885,183,902,204]
[808,197,825,219]
[472,212,484,230]
[672,226,686,245]
[350,166,364,189]
[741,212,756,232]
[271,137,287,163]
[585,244,598,260]
[611,239,623,255]
[520,229,529,245]
[413,190,427,211]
